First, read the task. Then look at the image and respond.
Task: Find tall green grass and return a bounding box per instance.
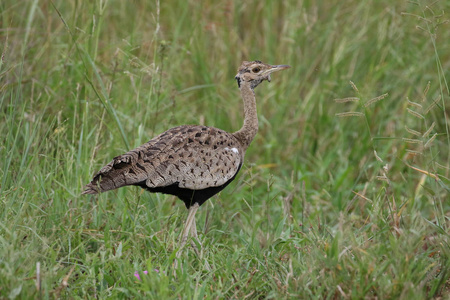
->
[1,0,449,298]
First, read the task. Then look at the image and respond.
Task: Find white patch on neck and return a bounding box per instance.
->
[225,147,239,154]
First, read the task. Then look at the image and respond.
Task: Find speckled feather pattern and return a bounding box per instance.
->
[82,125,243,194]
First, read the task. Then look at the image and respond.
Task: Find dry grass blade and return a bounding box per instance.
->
[282,192,293,221]
[407,97,423,109]
[374,150,383,162]
[51,265,76,298]
[402,138,423,144]
[416,25,432,34]
[364,93,388,107]
[334,97,360,103]
[424,95,441,114]
[405,164,439,180]
[424,133,437,149]
[423,122,436,138]
[62,265,76,287]
[349,81,359,93]
[337,285,349,299]
[405,126,422,136]
[405,149,423,156]
[335,112,365,118]
[406,108,425,120]
[422,81,430,102]
[352,191,373,203]
[35,262,40,293]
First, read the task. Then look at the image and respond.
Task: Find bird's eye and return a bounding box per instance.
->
[252,67,260,73]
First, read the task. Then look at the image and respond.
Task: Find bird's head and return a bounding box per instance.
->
[235,60,290,89]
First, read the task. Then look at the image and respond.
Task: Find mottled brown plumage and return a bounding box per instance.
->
[82,60,290,269]
[83,125,243,208]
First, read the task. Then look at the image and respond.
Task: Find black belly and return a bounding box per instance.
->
[134,166,241,209]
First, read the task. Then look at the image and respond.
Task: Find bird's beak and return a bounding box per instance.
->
[263,64,291,82]
[271,64,291,71]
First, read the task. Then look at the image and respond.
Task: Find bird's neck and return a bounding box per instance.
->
[233,81,258,150]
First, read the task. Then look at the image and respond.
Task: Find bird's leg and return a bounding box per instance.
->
[190,218,212,271]
[174,202,199,270]
[179,202,199,251]
[189,217,201,257]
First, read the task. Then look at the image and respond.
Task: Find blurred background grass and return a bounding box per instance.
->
[1,0,449,298]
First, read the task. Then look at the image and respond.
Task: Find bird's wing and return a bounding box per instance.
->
[83,125,243,194]
[143,125,243,190]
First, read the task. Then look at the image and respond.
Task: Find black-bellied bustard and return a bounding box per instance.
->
[83,61,290,269]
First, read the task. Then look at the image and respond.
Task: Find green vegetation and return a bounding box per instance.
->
[1,0,449,298]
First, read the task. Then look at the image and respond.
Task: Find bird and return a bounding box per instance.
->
[82,60,290,268]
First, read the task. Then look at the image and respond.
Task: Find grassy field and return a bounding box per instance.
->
[1,0,449,298]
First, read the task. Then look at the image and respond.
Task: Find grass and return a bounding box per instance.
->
[1,0,449,298]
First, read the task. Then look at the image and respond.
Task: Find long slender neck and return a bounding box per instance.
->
[233,80,258,150]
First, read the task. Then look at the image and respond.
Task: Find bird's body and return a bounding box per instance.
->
[83,124,243,208]
[82,60,290,269]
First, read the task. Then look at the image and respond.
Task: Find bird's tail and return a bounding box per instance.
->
[82,152,148,195]
[82,182,101,195]
[81,168,125,195]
